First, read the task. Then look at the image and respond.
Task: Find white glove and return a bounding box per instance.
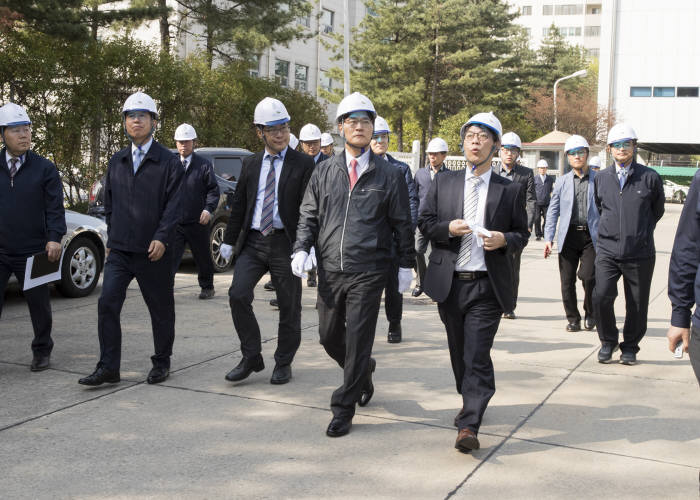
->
[398,267,414,293]
[291,251,309,278]
[307,247,317,270]
[220,243,233,260]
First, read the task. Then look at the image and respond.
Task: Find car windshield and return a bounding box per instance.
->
[214,157,242,182]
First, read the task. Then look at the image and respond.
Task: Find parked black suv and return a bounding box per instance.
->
[88,147,252,272]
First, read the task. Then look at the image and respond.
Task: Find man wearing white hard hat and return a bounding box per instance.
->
[533,159,554,240]
[588,155,601,171]
[543,135,600,332]
[320,132,335,157]
[293,92,414,437]
[419,112,529,452]
[220,97,314,386]
[170,123,220,299]
[370,115,419,344]
[79,92,183,387]
[413,137,449,297]
[0,102,66,372]
[497,131,536,319]
[593,123,664,365]
[298,123,329,165]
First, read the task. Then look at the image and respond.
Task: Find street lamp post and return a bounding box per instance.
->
[553,69,588,131]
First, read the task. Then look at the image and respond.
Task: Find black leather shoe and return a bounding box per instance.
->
[326,416,352,437]
[269,298,279,308]
[270,364,292,384]
[358,357,376,407]
[598,343,619,363]
[503,311,516,320]
[620,351,637,365]
[78,367,120,386]
[263,281,275,291]
[30,354,50,372]
[566,321,581,332]
[535,236,542,241]
[199,288,215,299]
[147,366,169,384]
[225,356,264,382]
[584,316,596,331]
[411,286,423,297]
[387,323,402,343]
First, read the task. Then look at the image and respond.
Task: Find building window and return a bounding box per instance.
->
[524,27,531,37]
[677,87,699,97]
[322,8,334,34]
[275,59,289,87]
[630,87,652,97]
[558,26,581,37]
[588,5,602,14]
[555,4,584,15]
[248,55,260,78]
[542,27,551,36]
[297,15,310,27]
[520,5,532,15]
[586,48,600,58]
[294,64,308,92]
[320,71,333,92]
[584,26,600,37]
[653,86,675,97]
[543,4,553,15]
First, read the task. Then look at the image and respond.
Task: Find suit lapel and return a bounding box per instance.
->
[485,175,505,227]
[249,151,264,196]
[454,169,466,220]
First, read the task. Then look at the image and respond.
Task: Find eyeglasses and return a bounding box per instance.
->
[263,124,290,136]
[372,133,389,142]
[567,148,587,157]
[344,118,373,128]
[501,146,519,153]
[610,140,633,150]
[125,111,150,120]
[465,132,492,143]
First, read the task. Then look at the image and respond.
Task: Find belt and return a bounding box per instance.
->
[570,225,588,231]
[454,271,488,281]
[251,228,286,236]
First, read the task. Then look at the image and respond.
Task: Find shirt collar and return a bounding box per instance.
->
[314,151,322,163]
[180,154,192,164]
[466,166,492,186]
[346,148,371,169]
[5,150,25,166]
[615,160,632,173]
[132,137,153,157]
[265,146,288,162]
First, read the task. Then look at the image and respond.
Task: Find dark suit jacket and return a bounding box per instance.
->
[418,170,530,312]
[179,152,220,224]
[534,173,554,206]
[496,164,536,227]
[414,164,448,213]
[223,147,315,257]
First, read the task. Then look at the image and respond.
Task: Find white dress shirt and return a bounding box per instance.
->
[347,149,371,180]
[180,153,193,171]
[251,146,288,230]
[456,168,492,272]
[5,151,25,172]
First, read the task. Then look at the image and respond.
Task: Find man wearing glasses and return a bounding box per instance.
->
[497,132,536,320]
[543,135,600,333]
[593,123,664,365]
[220,97,314,386]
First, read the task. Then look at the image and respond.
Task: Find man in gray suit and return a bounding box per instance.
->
[543,135,600,332]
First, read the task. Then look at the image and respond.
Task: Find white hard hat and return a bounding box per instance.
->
[254,97,290,126]
[289,133,299,150]
[426,137,448,153]
[564,134,590,152]
[589,156,601,167]
[501,132,522,149]
[122,91,158,117]
[336,92,376,122]
[536,159,549,168]
[374,116,390,134]
[607,123,637,144]
[321,132,334,147]
[0,102,31,127]
[174,123,197,141]
[460,112,502,141]
[299,123,322,141]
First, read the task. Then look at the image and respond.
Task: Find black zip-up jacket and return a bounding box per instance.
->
[179,152,219,224]
[0,149,66,255]
[594,161,664,260]
[294,151,415,272]
[104,140,183,252]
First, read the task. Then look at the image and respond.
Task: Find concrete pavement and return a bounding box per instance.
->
[0,203,698,499]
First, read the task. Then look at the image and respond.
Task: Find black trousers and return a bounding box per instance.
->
[228,230,301,366]
[558,228,595,323]
[415,228,429,287]
[0,252,53,356]
[534,204,548,237]
[317,269,385,419]
[171,222,214,290]
[384,260,402,326]
[437,275,502,433]
[508,247,523,311]
[593,255,655,354]
[691,326,700,387]
[97,249,175,372]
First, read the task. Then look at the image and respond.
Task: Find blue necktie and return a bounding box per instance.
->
[618,168,627,190]
[133,147,144,173]
[260,155,279,235]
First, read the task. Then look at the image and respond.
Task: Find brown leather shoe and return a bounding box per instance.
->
[455,428,480,452]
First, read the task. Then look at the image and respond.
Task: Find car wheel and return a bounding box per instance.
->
[210,221,232,273]
[56,237,101,298]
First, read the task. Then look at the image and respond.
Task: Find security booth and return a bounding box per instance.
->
[521,130,604,177]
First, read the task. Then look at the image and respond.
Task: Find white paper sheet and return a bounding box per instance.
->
[23,251,63,291]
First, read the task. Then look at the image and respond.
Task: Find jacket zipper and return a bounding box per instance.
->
[339,178,356,271]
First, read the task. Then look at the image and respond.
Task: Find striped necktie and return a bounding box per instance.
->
[259,154,279,236]
[457,176,483,268]
[618,168,627,190]
[133,147,144,173]
[9,157,18,187]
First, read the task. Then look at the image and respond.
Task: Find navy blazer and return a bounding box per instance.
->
[494,163,536,228]
[414,164,448,213]
[544,169,600,250]
[179,152,220,224]
[386,153,419,228]
[534,173,554,205]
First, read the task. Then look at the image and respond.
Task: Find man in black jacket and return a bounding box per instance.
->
[170,123,219,299]
[0,102,66,372]
[293,92,414,437]
[533,159,554,240]
[419,112,529,452]
[220,97,314,386]
[593,123,664,365]
[497,132,536,319]
[79,92,183,386]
